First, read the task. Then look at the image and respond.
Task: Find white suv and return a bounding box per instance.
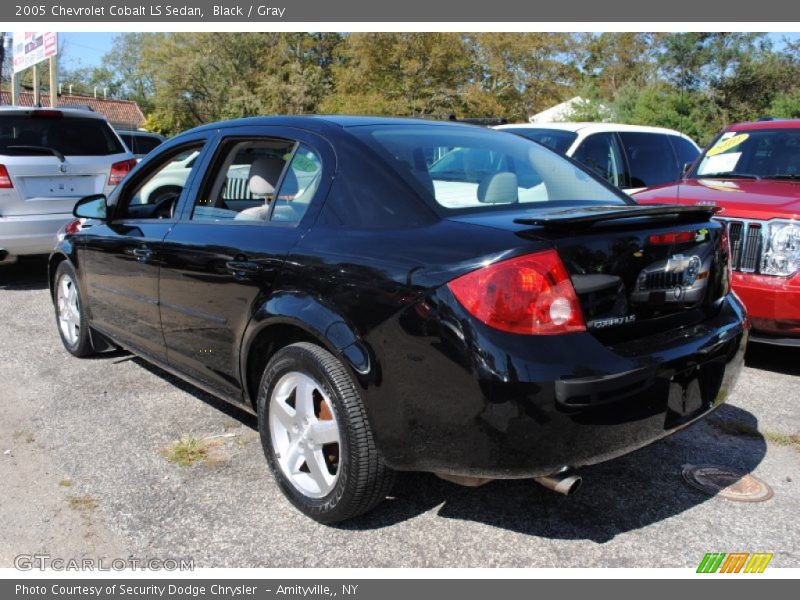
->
[0,107,135,264]
[494,122,701,193]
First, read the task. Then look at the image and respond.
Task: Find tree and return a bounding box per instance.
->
[321,33,472,117]
[464,33,579,121]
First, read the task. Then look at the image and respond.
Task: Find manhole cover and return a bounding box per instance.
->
[682,464,774,502]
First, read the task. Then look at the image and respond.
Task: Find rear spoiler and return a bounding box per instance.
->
[513,204,721,231]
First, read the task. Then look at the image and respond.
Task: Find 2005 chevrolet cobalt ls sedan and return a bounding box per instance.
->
[49,116,747,522]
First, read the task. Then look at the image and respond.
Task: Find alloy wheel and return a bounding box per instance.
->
[268,371,341,498]
[56,274,81,347]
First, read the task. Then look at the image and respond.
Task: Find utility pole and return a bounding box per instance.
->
[0,33,10,103]
[49,54,57,108]
[0,33,5,102]
[32,63,40,106]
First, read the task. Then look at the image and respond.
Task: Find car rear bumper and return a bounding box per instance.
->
[368,292,748,478]
[0,213,73,259]
[732,271,800,341]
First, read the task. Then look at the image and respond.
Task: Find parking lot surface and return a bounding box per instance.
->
[1,257,798,568]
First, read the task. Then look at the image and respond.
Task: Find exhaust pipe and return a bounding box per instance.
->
[534,469,582,496]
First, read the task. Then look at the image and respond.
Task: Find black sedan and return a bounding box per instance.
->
[49,116,748,523]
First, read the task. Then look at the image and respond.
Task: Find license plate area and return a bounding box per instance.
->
[22,175,97,198]
[665,358,726,427]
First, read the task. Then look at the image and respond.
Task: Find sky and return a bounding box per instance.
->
[56,31,800,71]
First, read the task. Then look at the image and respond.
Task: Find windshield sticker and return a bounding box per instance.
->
[706,134,749,157]
[698,152,742,176]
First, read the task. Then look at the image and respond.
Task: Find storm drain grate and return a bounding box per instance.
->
[682,464,774,503]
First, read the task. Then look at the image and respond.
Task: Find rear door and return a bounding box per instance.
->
[617,131,681,191]
[0,111,131,216]
[157,126,333,400]
[571,133,630,190]
[78,136,213,361]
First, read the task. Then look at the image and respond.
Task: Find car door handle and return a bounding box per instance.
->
[225,260,262,277]
[132,247,154,261]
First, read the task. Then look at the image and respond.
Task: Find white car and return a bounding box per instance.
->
[117,130,166,160]
[0,107,135,264]
[493,122,701,193]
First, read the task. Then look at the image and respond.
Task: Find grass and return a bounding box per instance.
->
[66,494,98,512]
[161,434,229,467]
[763,431,800,450]
[162,435,210,467]
[708,417,800,452]
[58,478,73,488]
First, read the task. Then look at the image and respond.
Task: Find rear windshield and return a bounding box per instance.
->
[351,125,627,213]
[505,128,578,154]
[0,114,125,157]
[134,135,163,155]
[121,132,163,155]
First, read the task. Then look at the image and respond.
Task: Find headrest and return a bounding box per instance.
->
[248,157,284,197]
[478,172,518,204]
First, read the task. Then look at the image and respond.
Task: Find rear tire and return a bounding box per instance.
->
[257,342,395,523]
[53,261,95,358]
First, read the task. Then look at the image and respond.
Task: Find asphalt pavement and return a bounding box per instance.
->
[1,257,798,568]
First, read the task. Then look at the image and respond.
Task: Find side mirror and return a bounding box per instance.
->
[682,162,694,177]
[73,194,108,220]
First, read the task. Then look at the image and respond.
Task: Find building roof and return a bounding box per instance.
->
[528,97,602,124]
[0,90,146,129]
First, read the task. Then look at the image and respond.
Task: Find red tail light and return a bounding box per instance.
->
[0,165,13,188]
[64,219,83,235]
[648,231,696,245]
[108,158,137,186]
[447,249,586,335]
[30,109,63,119]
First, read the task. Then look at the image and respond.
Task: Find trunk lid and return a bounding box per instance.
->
[448,204,729,343]
[0,156,123,216]
[0,110,130,216]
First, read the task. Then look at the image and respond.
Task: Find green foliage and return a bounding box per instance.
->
[60,32,800,141]
[770,89,800,118]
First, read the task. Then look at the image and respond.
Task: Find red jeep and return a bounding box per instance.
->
[635,119,800,345]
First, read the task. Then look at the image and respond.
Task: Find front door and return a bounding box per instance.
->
[79,138,211,360]
[157,127,332,400]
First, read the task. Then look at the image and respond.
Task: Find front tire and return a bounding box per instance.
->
[257,342,395,523]
[53,261,95,358]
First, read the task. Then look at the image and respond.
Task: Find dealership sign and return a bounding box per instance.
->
[12,32,57,74]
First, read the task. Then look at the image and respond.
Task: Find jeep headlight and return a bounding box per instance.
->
[762,221,800,276]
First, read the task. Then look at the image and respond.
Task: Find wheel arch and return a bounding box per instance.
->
[48,250,72,301]
[240,293,374,410]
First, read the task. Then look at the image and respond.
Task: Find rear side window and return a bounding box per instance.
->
[0,114,125,156]
[135,135,163,155]
[507,128,578,154]
[270,144,322,223]
[572,133,628,188]
[670,136,700,171]
[120,133,135,152]
[617,132,679,188]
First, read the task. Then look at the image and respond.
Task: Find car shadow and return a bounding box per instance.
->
[121,354,766,542]
[130,356,258,428]
[745,342,800,376]
[0,256,50,291]
[339,404,767,542]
